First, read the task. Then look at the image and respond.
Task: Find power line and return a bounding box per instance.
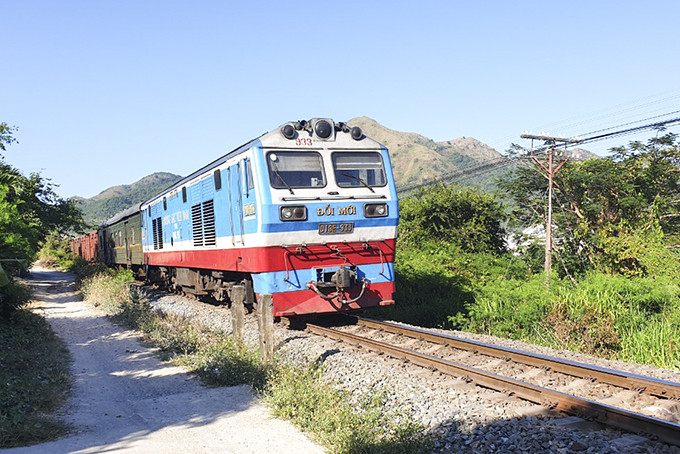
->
[482,88,680,155]
[395,111,680,195]
[396,156,513,194]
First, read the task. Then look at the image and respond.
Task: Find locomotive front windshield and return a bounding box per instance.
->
[267,151,326,188]
[332,152,387,188]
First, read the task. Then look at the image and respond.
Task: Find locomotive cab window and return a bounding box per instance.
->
[267,151,326,189]
[332,152,387,188]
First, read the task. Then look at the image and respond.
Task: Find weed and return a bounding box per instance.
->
[80,269,134,313]
[265,365,431,454]
[0,279,32,319]
[0,310,71,447]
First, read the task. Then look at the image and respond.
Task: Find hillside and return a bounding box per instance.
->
[75,172,182,226]
[347,117,510,192]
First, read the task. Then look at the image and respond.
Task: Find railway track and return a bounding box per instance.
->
[306,316,680,447]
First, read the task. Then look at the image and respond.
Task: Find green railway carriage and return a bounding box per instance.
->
[99,202,144,267]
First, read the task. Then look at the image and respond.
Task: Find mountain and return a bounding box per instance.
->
[347,117,509,192]
[73,119,600,225]
[563,148,600,161]
[74,172,182,226]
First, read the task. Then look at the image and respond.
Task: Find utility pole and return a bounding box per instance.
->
[520,133,580,279]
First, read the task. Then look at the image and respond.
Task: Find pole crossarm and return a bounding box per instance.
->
[520,133,582,144]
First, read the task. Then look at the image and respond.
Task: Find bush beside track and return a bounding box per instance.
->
[0,301,72,447]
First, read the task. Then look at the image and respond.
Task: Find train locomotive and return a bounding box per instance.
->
[71,119,399,317]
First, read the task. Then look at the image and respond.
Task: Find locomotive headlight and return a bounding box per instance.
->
[364,203,388,218]
[281,123,297,140]
[314,120,333,139]
[311,118,334,140]
[280,205,307,221]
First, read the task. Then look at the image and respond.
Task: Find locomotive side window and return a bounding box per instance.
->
[214,169,222,191]
[332,152,387,188]
[245,159,254,193]
[267,151,325,189]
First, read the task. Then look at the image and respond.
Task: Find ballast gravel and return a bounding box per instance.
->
[144,288,680,454]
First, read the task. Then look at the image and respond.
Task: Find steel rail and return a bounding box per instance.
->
[355,317,680,400]
[307,322,680,447]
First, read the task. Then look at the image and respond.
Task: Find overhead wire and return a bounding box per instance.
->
[482,87,680,156]
[396,92,680,195]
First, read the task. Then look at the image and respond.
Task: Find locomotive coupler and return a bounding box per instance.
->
[307,265,367,304]
[331,265,356,289]
[313,265,357,289]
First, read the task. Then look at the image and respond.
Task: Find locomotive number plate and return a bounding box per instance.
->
[318,222,354,235]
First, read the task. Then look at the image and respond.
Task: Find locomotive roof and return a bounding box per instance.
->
[143,135,263,207]
[140,119,383,209]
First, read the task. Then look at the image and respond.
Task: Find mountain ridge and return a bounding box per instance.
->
[73,118,600,226]
[75,172,182,226]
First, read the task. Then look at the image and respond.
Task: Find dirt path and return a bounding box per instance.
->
[1,268,324,454]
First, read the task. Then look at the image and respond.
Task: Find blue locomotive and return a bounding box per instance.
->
[74,119,399,317]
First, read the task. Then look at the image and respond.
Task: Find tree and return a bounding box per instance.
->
[502,133,680,276]
[399,184,507,254]
[0,123,18,153]
[0,125,85,264]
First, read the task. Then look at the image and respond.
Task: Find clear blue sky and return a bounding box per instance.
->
[3,0,680,198]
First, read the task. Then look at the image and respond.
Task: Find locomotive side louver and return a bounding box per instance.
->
[192,200,216,247]
[192,204,203,247]
[202,200,216,246]
[152,217,163,250]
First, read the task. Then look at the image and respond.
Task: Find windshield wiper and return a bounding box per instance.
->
[341,173,375,193]
[272,163,294,195]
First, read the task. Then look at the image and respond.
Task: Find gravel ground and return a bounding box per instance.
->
[142,287,680,453]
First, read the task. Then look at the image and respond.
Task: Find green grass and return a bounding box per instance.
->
[0,308,72,447]
[378,238,680,370]
[80,267,134,312]
[266,365,430,454]
[464,272,680,369]
[81,268,432,453]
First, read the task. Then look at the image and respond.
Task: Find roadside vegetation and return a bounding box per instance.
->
[0,305,72,447]
[77,266,431,453]
[0,123,80,447]
[379,133,680,370]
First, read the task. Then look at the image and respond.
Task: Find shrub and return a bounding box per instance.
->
[0,310,71,446]
[36,233,75,270]
[594,223,680,277]
[399,184,507,254]
[80,269,134,313]
[0,279,32,319]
